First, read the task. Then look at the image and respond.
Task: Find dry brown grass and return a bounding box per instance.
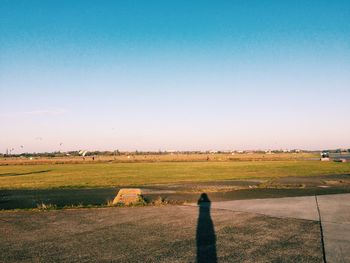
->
[0,152,317,166]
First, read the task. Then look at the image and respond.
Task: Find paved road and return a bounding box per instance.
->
[190,193,350,263]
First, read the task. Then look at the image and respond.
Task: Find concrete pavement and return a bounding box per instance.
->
[209,195,319,221]
[317,194,350,263]
[191,193,350,263]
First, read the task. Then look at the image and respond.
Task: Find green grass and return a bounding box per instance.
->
[0,161,349,189]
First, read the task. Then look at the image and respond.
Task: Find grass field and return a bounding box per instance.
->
[0,160,349,189]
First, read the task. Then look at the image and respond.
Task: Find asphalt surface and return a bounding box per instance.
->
[0,202,322,262]
[1,193,348,262]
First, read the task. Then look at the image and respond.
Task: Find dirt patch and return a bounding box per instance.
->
[323,180,346,186]
[275,174,350,187]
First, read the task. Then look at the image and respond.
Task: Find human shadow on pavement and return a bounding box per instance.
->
[196,193,217,263]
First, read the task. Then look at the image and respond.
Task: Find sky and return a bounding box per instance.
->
[1,0,350,153]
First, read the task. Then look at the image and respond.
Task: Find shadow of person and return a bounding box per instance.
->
[196,193,217,263]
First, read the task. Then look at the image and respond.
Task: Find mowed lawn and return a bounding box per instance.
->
[0,161,349,189]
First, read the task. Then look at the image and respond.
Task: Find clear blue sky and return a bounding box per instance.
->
[1,0,349,153]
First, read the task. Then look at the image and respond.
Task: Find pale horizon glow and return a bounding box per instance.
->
[1,1,350,153]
